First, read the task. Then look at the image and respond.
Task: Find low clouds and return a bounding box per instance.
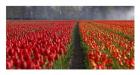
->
[7,6,134,20]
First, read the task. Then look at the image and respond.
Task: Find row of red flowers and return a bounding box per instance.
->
[6,20,75,69]
[79,20,134,69]
[6,20,134,69]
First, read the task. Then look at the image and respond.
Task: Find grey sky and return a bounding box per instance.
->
[6,6,134,20]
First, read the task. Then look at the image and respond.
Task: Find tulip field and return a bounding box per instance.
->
[79,20,134,69]
[6,20,134,69]
[6,20,75,69]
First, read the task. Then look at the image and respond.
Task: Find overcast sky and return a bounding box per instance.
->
[6,6,134,20]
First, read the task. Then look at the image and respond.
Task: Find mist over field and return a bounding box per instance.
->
[6,6,134,20]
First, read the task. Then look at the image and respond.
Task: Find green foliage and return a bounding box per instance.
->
[53,43,73,69]
[80,39,90,69]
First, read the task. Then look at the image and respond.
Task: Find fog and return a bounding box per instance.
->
[6,6,134,20]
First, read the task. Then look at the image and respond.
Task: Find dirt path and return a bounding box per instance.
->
[69,22,86,69]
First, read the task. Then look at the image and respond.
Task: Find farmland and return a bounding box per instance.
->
[6,20,75,69]
[79,20,134,69]
[6,20,134,69]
